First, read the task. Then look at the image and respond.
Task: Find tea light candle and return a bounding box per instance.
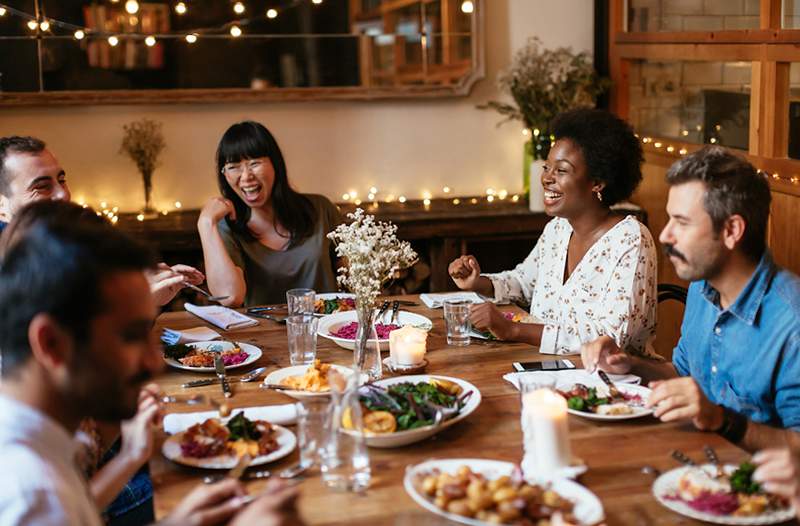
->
[521,388,571,476]
[389,325,427,365]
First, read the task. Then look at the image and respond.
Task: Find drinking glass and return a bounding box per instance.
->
[286,314,318,365]
[296,400,331,470]
[443,299,472,346]
[286,288,315,315]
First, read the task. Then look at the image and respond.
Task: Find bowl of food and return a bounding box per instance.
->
[342,374,481,448]
[556,382,653,421]
[161,411,296,469]
[262,360,364,400]
[317,310,433,351]
[162,341,262,373]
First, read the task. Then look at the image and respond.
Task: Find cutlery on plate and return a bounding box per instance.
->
[182,366,268,388]
[375,300,390,322]
[184,283,229,303]
[389,300,401,324]
[260,383,301,392]
[671,449,696,466]
[703,445,723,476]
[215,355,233,398]
[597,370,624,401]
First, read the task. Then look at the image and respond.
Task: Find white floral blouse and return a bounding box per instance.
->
[484,216,660,358]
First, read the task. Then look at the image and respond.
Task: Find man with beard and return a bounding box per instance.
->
[581,146,800,452]
[0,202,301,525]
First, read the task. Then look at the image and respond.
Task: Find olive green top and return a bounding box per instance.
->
[217,194,343,306]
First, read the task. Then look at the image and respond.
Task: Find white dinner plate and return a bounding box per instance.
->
[404,458,605,525]
[653,465,796,525]
[355,375,482,448]
[263,364,364,400]
[162,423,296,469]
[557,381,653,421]
[163,341,262,373]
[317,310,433,351]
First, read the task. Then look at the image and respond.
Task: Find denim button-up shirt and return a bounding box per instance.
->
[673,252,800,429]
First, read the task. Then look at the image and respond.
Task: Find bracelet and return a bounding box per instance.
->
[716,408,748,444]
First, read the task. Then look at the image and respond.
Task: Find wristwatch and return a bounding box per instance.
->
[716,407,748,444]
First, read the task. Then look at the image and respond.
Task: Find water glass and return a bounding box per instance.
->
[443,299,472,346]
[286,288,315,315]
[286,314,318,365]
[296,400,331,470]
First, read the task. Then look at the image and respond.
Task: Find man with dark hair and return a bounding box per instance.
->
[0,202,301,525]
[582,146,800,453]
[0,135,70,232]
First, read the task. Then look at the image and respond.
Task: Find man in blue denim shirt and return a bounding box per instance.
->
[583,146,800,452]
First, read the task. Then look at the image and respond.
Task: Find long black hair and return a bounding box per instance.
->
[215,121,316,243]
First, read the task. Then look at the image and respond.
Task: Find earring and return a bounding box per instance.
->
[596,191,602,202]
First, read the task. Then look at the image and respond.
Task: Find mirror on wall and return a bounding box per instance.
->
[0,0,484,104]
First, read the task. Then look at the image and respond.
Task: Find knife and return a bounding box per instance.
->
[214,355,232,398]
[597,370,624,402]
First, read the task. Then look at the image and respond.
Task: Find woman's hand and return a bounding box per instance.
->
[199,197,236,228]
[147,263,206,306]
[470,303,516,341]
[448,255,481,290]
[118,383,162,467]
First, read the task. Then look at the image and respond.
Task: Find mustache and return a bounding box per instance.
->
[662,243,687,263]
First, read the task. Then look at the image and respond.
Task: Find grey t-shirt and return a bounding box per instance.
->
[217,194,342,306]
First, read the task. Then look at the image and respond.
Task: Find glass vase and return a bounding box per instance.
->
[320,373,371,492]
[353,303,382,381]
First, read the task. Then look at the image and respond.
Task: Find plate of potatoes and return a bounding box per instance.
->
[404,458,604,525]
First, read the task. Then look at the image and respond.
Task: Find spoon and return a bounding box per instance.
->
[184,283,229,303]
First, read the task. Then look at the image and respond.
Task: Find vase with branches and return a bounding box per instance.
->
[478,37,608,202]
[120,118,165,215]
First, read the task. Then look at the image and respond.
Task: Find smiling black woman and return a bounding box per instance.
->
[448,108,662,360]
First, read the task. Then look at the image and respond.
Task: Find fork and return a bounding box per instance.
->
[185,283,229,303]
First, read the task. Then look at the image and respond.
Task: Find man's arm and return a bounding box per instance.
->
[739,421,800,455]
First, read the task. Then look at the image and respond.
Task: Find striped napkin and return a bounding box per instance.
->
[184,303,258,331]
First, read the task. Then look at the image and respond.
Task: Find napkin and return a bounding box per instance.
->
[161,326,221,345]
[184,303,258,331]
[419,291,489,309]
[163,404,298,434]
[503,369,641,391]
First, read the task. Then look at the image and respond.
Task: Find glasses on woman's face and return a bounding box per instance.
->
[221,158,267,177]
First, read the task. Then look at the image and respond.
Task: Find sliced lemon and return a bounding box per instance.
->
[363,411,397,434]
[429,378,462,396]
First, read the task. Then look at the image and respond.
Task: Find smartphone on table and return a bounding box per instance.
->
[512,359,576,372]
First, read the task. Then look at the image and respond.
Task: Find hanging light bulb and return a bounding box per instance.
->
[175,2,187,15]
[230,25,242,37]
[74,29,85,40]
[233,1,245,14]
[0,7,6,16]
[27,19,39,31]
[312,0,323,4]
[125,0,140,14]
[461,0,474,14]
[108,35,119,46]
[185,33,198,43]
[39,20,50,31]
[144,35,156,46]
[266,8,278,18]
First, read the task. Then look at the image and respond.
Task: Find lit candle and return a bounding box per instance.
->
[521,388,571,477]
[389,325,427,365]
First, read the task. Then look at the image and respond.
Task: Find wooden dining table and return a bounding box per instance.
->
[151,295,780,526]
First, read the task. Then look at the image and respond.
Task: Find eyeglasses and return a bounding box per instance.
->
[221,158,267,177]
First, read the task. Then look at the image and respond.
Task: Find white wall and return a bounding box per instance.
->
[0,0,593,212]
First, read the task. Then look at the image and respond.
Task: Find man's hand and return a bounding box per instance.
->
[161,479,247,526]
[469,303,515,341]
[648,377,725,431]
[753,448,800,516]
[229,480,304,526]
[119,383,162,467]
[448,255,481,291]
[580,335,632,375]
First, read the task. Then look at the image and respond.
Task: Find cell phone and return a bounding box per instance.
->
[513,360,576,372]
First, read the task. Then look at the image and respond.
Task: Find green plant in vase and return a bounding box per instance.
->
[478,37,608,210]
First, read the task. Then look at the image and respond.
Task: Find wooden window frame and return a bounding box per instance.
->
[609,0,800,198]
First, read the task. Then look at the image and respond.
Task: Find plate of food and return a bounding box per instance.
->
[162,341,262,373]
[317,310,433,351]
[556,382,653,421]
[344,375,482,448]
[405,458,604,525]
[314,293,356,315]
[262,360,364,400]
[470,312,527,340]
[162,411,296,469]
[653,462,795,524]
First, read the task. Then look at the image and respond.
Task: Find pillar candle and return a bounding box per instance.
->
[389,325,427,365]
[521,388,571,477]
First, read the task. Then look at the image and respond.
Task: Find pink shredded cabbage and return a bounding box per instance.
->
[331,322,401,340]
